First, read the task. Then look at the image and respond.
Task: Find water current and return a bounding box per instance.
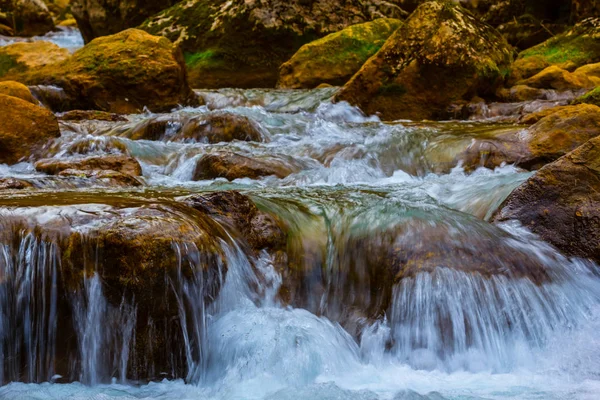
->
[0,30,600,400]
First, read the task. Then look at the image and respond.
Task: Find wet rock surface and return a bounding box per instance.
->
[494,134,600,263]
[192,152,298,181]
[35,154,143,176]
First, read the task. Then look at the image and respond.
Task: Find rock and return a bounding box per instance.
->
[496,85,546,102]
[13,29,199,113]
[58,110,128,122]
[0,94,60,165]
[0,80,37,103]
[517,65,594,91]
[573,63,600,86]
[509,18,600,84]
[0,41,70,79]
[573,87,600,107]
[518,105,573,124]
[35,154,142,176]
[71,0,178,43]
[519,104,600,168]
[64,137,129,156]
[0,0,55,37]
[177,113,263,144]
[335,1,513,121]
[0,23,14,36]
[183,191,286,253]
[140,0,407,88]
[35,154,140,175]
[572,0,600,22]
[193,152,296,181]
[493,134,600,263]
[123,112,263,144]
[58,169,143,186]
[278,18,402,89]
[0,177,33,189]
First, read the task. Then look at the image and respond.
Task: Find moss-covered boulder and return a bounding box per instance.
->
[10,29,198,113]
[573,87,600,106]
[572,0,600,22]
[335,1,513,121]
[0,94,60,165]
[573,63,600,86]
[278,18,402,89]
[0,80,37,103]
[517,65,594,90]
[0,41,70,78]
[509,18,600,84]
[71,0,178,43]
[140,0,406,88]
[493,134,600,263]
[0,0,55,36]
[495,84,545,102]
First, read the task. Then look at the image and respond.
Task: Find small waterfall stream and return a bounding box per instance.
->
[0,89,599,399]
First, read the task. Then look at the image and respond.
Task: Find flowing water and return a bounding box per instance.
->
[0,89,599,399]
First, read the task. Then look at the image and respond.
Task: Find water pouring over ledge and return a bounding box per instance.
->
[0,89,600,400]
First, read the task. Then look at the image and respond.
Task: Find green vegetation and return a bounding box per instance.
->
[573,87,600,106]
[0,54,20,78]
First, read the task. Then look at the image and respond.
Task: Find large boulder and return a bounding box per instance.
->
[140,0,406,88]
[278,18,402,89]
[335,1,513,121]
[517,65,594,91]
[0,0,55,36]
[0,94,60,165]
[193,152,299,181]
[509,18,600,84]
[0,41,70,78]
[493,135,600,263]
[11,29,198,113]
[70,0,178,43]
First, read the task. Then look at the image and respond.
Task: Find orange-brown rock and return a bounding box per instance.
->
[517,65,594,91]
[13,29,199,113]
[493,134,600,263]
[35,154,143,176]
[0,80,37,103]
[0,94,60,165]
[192,152,297,181]
[0,41,70,78]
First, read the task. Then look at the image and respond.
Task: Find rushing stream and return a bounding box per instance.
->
[0,88,599,399]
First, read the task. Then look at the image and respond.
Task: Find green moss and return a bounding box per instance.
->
[0,54,20,78]
[378,82,407,96]
[573,87,600,106]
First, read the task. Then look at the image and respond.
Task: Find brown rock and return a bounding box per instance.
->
[1,0,55,37]
[0,41,70,78]
[0,94,60,165]
[0,177,33,189]
[493,134,600,263]
[35,154,143,176]
[58,110,128,122]
[12,29,199,113]
[178,113,263,144]
[335,1,513,121]
[496,85,546,102]
[0,80,37,103]
[192,152,297,181]
[517,65,594,91]
[57,169,143,187]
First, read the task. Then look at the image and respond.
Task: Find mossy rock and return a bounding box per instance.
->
[70,0,178,43]
[573,87,600,106]
[0,41,70,78]
[493,134,600,263]
[517,65,594,90]
[1,0,55,36]
[509,18,600,84]
[335,1,513,121]
[140,0,406,88]
[6,29,199,113]
[278,18,402,89]
[0,94,60,165]
[0,80,37,103]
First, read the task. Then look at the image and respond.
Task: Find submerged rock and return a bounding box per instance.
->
[278,18,402,89]
[13,29,199,113]
[71,0,178,43]
[494,134,600,263]
[58,110,128,122]
[193,152,298,181]
[0,41,70,79]
[0,80,37,103]
[57,168,143,187]
[335,1,513,120]
[0,177,34,190]
[35,154,143,176]
[140,0,406,88]
[0,94,60,165]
